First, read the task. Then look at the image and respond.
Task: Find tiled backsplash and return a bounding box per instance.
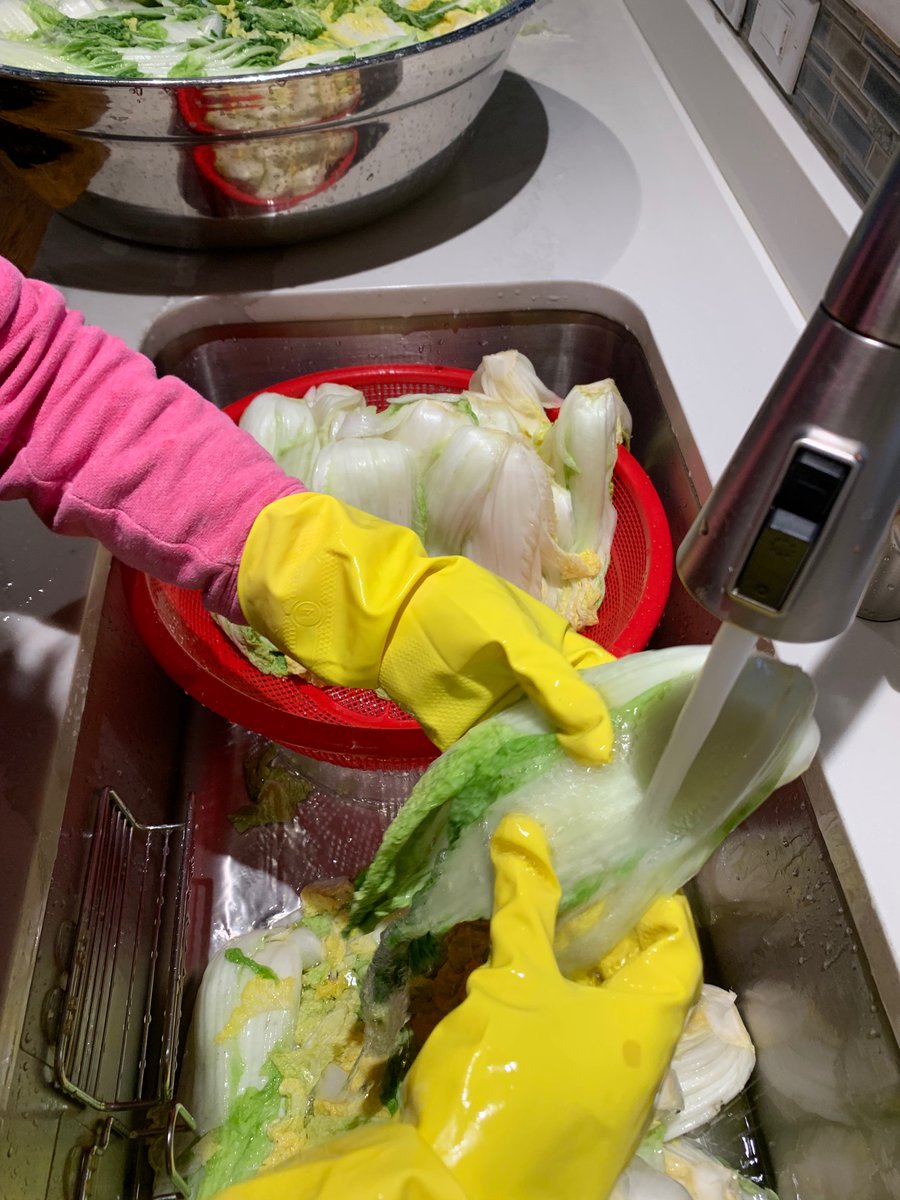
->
[735,0,900,201]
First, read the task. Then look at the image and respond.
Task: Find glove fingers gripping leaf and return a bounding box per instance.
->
[211,820,700,1200]
[402,814,702,1200]
[237,492,614,761]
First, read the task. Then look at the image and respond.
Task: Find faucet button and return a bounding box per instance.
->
[775,449,849,523]
[732,448,852,611]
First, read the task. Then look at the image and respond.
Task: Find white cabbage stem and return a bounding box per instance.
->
[469,349,560,438]
[611,1156,692,1199]
[664,985,756,1140]
[661,1139,778,1200]
[310,437,420,530]
[182,921,323,1136]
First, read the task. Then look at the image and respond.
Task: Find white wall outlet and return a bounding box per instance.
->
[749,0,820,93]
[711,0,748,31]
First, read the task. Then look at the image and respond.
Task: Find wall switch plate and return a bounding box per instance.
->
[749,0,820,93]
[711,0,748,31]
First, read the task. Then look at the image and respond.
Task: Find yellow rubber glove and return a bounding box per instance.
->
[213,814,700,1200]
[238,492,614,763]
[214,1123,468,1200]
[403,813,702,1200]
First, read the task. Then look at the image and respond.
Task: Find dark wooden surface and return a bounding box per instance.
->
[0,162,52,272]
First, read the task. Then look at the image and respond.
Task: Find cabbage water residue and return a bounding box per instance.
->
[642,623,760,831]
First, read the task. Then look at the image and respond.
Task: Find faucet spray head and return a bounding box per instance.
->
[677,151,900,643]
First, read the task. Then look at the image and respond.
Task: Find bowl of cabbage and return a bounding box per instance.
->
[0,0,533,247]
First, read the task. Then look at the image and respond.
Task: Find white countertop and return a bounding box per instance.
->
[22,0,900,997]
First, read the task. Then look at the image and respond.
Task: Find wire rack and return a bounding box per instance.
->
[54,787,196,1194]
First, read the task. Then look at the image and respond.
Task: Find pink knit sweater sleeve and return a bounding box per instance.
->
[0,257,304,622]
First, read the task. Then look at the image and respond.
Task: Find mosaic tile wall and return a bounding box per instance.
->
[736,0,900,201]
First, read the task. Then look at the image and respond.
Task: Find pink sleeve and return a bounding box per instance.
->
[0,257,304,622]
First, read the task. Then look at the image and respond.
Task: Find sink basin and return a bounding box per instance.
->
[2,289,898,1199]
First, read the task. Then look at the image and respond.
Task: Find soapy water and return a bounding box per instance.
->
[642,622,761,830]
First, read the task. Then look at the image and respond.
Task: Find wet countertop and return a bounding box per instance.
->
[7,0,900,1009]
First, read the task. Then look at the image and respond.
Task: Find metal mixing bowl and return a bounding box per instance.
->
[0,0,534,249]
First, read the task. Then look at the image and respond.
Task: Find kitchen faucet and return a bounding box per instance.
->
[678,150,900,640]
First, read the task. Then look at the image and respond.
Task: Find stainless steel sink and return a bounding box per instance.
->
[3,292,899,1199]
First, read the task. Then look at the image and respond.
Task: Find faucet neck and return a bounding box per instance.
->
[824,150,900,349]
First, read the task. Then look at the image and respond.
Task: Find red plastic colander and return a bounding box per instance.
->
[123,365,673,769]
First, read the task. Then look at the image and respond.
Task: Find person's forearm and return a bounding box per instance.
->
[0,257,302,620]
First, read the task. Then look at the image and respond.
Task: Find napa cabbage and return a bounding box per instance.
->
[0,0,511,78]
[212,613,308,678]
[350,646,819,980]
[236,350,632,635]
[174,886,387,1198]
[309,436,422,531]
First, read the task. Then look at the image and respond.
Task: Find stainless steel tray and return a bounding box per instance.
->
[3,297,898,1199]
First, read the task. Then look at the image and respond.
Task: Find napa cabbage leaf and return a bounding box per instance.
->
[351,646,819,981]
